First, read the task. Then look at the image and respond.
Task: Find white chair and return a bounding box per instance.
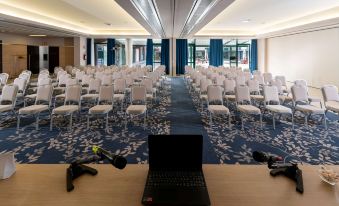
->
[235,76,246,86]
[125,86,147,129]
[87,85,114,132]
[50,85,82,131]
[207,85,231,128]
[236,85,263,130]
[17,85,53,130]
[101,75,113,86]
[0,73,9,86]
[54,78,78,107]
[291,85,326,128]
[263,86,294,130]
[294,79,322,108]
[24,77,51,106]
[223,79,236,107]
[141,78,155,105]
[0,85,18,116]
[321,85,339,127]
[81,79,101,106]
[263,73,273,85]
[13,78,27,100]
[200,78,212,110]
[254,74,265,86]
[113,78,126,111]
[248,79,264,104]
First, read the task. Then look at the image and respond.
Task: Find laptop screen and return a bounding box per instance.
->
[148,135,203,170]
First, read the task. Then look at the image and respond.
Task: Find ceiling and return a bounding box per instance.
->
[0,0,339,39]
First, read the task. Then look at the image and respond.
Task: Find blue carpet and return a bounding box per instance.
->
[0,77,338,165]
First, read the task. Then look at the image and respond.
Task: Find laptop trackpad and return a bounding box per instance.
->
[143,188,210,206]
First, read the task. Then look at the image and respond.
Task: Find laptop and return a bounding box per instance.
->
[142,135,211,206]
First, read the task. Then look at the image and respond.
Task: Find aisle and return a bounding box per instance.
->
[168,77,219,163]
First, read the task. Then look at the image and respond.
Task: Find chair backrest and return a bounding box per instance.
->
[223,79,236,94]
[263,73,273,84]
[131,86,146,104]
[101,75,113,86]
[38,77,51,86]
[65,85,81,105]
[98,85,114,104]
[247,79,260,94]
[66,78,78,87]
[81,75,93,86]
[236,76,246,86]
[254,74,265,85]
[13,78,27,93]
[88,79,102,93]
[207,85,223,104]
[58,74,70,86]
[200,79,212,94]
[75,71,84,81]
[215,75,225,86]
[235,85,251,104]
[270,79,283,94]
[35,85,52,106]
[141,78,153,93]
[291,85,308,103]
[263,86,280,105]
[1,85,18,106]
[114,78,126,93]
[321,85,339,102]
[275,76,287,86]
[0,73,8,85]
[294,79,307,87]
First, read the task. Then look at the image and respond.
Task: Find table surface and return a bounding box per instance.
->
[0,164,338,206]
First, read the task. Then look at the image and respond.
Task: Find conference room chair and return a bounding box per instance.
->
[270,79,293,105]
[291,85,326,129]
[200,79,212,110]
[13,78,27,102]
[125,85,147,130]
[207,85,231,128]
[248,79,264,105]
[87,85,114,133]
[17,85,53,130]
[113,78,127,111]
[101,75,113,86]
[0,85,18,117]
[50,85,82,131]
[223,79,236,107]
[263,73,273,85]
[321,85,339,127]
[294,79,322,108]
[263,85,294,130]
[141,78,156,106]
[253,74,265,86]
[54,78,78,107]
[236,85,263,130]
[54,73,70,95]
[81,78,101,107]
[0,73,9,87]
[235,75,246,86]
[75,71,85,82]
[275,75,289,93]
[24,77,51,107]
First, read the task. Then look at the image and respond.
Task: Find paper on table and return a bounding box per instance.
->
[0,152,16,179]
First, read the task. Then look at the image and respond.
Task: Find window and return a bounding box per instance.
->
[153,40,161,69]
[132,39,146,66]
[95,44,107,66]
[223,39,250,69]
[115,39,126,66]
[188,40,195,68]
[195,39,209,67]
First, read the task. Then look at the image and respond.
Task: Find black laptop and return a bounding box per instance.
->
[142,135,211,206]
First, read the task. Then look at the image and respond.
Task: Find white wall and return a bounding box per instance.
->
[265,28,339,88]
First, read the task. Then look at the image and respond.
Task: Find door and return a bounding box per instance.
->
[27,45,39,74]
[49,46,59,73]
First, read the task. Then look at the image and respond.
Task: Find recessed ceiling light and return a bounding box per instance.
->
[29,34,47,37]
[242,19,251,23]
[104,22,111,26]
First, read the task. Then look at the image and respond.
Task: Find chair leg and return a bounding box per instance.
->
[228,114,231,128]
[87,115,90,130]
[260,114,263,129]
[324,114,327,129]
[143,112,147,130]
[106,113,109,133]
[50,114,53,131]
[35,115,39,130]
[273,113,275,130]
[124,113,128,130]
[291,114,294,130]
[304,115,308,127]
[241,114,244,130]
[69,114,73,131]
[209,112,213,127]
[17,115,20,130]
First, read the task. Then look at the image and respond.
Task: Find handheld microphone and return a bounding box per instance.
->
[92,146,127,169]
[252,151,283,163]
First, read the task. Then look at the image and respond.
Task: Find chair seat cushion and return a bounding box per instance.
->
[0,105,13,112]
[113,94,125,101]
[250,95,264,101]
[266,105,292,114]
[53,105,79,114]
[325,101,339,113]
[237,105,261,114]
[308,97,321,102]
[295,105,325,114]
[81,94,99,100]
[146,94,153,99]
[126,105,147,115]
[25,94,37,99]
[200,94,207,100]
[208,105,230,115]
[224,95,236,101]
[279,95,293,102]
[89,105,112,114]
[55,94,65,99]
[19,105,49,115]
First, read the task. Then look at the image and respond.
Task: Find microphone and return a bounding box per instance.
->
[252,151,283,163]
[92,146,127,169]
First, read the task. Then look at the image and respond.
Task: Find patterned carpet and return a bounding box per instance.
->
[0,77,338,165]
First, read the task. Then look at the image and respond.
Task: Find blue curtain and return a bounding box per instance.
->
[250,39,258,72]
[209,39,223,66]
[176,39,188,75]
[161,39,170,74]
[146,39,153,66]
[86,38,91,65]
[107,38,115,66]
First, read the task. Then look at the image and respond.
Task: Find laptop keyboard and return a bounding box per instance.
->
[146,170,206,188]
